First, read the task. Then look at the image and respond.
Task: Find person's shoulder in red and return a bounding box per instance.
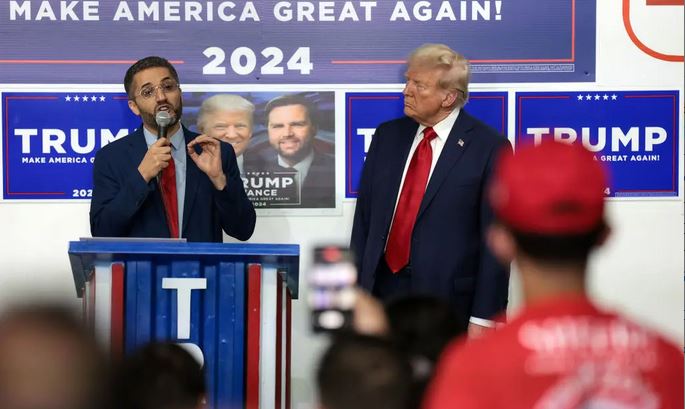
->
[422,314,527,409]
[636,323,684,409]
[423,297,684,409]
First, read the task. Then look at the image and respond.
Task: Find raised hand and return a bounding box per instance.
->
[138,137,172,182]
[187,135,227,190]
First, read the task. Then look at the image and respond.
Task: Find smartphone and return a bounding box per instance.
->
[308,246,358,333]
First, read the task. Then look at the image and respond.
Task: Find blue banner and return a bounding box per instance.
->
[2,90,336,207]
[515,91,680,198]
[345,91,507,198]
[0,0,595,83]
[3,92,140,200]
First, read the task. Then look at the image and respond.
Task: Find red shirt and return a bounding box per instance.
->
[424,295,684,409]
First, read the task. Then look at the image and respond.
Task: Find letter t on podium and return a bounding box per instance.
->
[162,278,208,339]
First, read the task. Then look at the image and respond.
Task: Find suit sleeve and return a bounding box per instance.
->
[350,124,382,272]
[212,141,256,241]
[471,138,512,320]
[90,147,153,237]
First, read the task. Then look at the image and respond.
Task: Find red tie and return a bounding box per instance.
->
[160,157,179,238]
[385,127,438,273]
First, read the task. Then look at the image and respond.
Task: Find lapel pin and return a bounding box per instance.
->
[458,139,464,147]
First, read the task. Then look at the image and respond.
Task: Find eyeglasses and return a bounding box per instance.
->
[134,80,180,100]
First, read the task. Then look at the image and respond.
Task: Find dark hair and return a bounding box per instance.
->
[265,94,318,125]
[317,334,413,409]
[510,222,606,265]
[385,296,464,409]
[124,56,179,98]
[0,304,93,339]
[0,304,108,409]
[386,296,464,363]
[112,342,205,409]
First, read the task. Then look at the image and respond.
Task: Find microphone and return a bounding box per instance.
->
[155,110,173,139]
[154,110,174,186]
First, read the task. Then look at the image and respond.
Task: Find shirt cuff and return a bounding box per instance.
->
[469,316,496,328]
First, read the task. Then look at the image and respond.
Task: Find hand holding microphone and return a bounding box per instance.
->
[137,111,175,183]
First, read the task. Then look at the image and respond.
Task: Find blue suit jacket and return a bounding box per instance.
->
[351,110,511,322]
[90,126,256,242]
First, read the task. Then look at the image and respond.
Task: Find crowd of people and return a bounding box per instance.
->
[2,139,683,409]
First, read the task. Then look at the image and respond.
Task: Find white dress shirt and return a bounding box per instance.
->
[388,108,495,328]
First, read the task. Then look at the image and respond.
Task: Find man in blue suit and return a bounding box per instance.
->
[90,56,255,242]
[351,44,510,336]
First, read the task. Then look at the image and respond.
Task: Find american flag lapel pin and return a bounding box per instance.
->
[458,139,464,147]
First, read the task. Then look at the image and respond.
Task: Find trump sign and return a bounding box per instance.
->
[515,91,680,198]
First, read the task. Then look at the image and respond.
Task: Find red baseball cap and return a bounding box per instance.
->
[490,141,607,234]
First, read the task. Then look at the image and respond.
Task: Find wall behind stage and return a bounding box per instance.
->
[0,1,683,408]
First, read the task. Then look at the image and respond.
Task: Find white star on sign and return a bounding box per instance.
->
[99,96,106,102]
[82,95,89,101]
[594,94,600,100]
[585,94,592,100]
[65,95,71,102]
[577,94,584,101]
[611,94,618,100]
[91,96,97,101]
[74,96,80,101]
[603,94,609,100]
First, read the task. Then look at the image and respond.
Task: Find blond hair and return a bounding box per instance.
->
[408,44,470,107]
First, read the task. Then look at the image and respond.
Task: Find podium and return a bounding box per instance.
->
[68,239,299,409]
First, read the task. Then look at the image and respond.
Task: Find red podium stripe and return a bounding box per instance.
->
[110,263,125,359]
[286,291,292,409]
[246,264,262,409]
[275,277,283,409]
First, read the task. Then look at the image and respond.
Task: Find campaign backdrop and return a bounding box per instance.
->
[515,91,680,198]
[2,90,336,209]
[345,91,507,198]
[2,92,139,200]
[0,0,595,83]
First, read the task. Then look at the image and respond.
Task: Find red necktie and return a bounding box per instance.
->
[385,127,438,273]
[160,157,179,238]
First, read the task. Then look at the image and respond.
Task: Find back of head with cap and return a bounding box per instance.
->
[489,141,609,265]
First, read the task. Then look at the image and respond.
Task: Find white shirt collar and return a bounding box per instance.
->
[143,123,184,150]
[416,108,461,141]
[236,154,244,174]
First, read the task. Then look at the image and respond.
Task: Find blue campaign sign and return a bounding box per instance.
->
[515,91,680,198]
[0,0,595,83]
[345,91,508,198]
[2,92,140,200]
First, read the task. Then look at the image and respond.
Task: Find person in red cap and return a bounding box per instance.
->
[422,141,684,409]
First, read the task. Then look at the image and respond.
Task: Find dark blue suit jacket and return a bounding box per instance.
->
[351,110,511,322]
[90,126,256,242]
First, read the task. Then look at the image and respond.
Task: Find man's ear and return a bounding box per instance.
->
[442,89,458,108]
[127,99,140,117]
[487,223,517,264]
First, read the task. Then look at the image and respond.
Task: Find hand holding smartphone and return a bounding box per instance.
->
[308,246,358,333]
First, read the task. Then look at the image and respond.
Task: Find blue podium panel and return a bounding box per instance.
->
[69,240,299,409]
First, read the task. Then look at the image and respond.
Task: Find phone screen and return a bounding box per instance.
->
[308,246,358,333]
